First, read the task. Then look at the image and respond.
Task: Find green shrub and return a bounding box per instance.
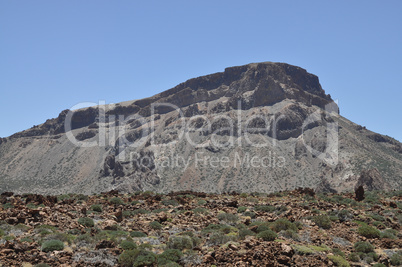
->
[208,232,237,245]
[390,252,402,266]
[38,229,52,236]
[372,221,385,228]
[201,223,225,234]
[15,223,29,231]
[354,241,374,253]
[328,255,350,267]
[197,199,207,206]
[366,252,379,262]
[132,209,150,215]
[122,210,134,217]
[162,199,179,206]
[179,231,201,247]
[243,211,256,218]
[364,192,380,204]
[358,225,381,238]
[131,200,140,205]
[237,206,247,213]
[271,218,298,233]
[348,252,360,262]
[312,215,332,229]
[2,203,14,209]
[239,193,248,198]
[21,237,34,243]
[312,208,321,215]
[217,213,239,224]
[57,194,71,201]
[0,229,4,237]
[309,245,330,252]
[119,249,157,267]
[257,230,277,241]
[91,204,102,212]
[4,235,14,241]
[292,244,315,255]
[338,210,353,222]
[255,205,276,212]
[131,231,147,237]
[160,261,181,267]
[370,213,385,222]
[193,207,209,214]
[255,224,270,233]
[157,249,183,264]
[219,225,237,234]
[167,236,193,250]
[120,240,137,250]
[372,264,386,267]
[49,232,74,244]
[149,221,162,230]
[239,229,255,239]
[75,233,93,243]
[109,197,124,205]
[332,248,346,258]
[78,217,94,227]
[95,230,128,241]
[118,250,139,267]
[74,194,89,201]
[34,264,51,267]
[291,221,302,230]
[41,239,64,252]
[280,229,300,241]
[26,203,38,209]
[381,229,397,239]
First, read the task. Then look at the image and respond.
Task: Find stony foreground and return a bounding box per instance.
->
[0,189,401,266]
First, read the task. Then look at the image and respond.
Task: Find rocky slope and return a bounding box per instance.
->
[0,62,401,194]
[0,190,401,266]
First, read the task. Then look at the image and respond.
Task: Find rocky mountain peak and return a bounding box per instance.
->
[0,62,400,195]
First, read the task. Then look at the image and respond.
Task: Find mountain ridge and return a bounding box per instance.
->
[0,62,401,194]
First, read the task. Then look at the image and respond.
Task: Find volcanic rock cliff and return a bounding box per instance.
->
[0,62,401,194]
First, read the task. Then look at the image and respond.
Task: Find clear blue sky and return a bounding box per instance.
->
[1,1,401,141]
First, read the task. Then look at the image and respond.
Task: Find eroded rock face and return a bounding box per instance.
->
[0,62,401,194]
[355,168,392,192]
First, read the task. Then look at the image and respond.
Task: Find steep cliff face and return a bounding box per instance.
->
[0,62,401,194]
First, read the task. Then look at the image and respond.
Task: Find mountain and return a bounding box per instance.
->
[0,62,401,194]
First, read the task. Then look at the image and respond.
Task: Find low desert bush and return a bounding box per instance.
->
[354,241,374,253]
[271,218,298,233]
[130,231,147,238]
[118,249,157,267]
[328,255,350,267]
[217,213,239,224]
[78,217,94,228]
[157,249,183,265]
[237,206,247,213]
[167,236,193,250]
[109,197,124,205]
[120,240,137,250]
[390,251,402,266]
[257,230,277,241]
[239,229,255,239]
[348,252,360,262]
[312,215,332,229]
[41,239,64,252]
[149,221,162,230]
[91,204,102,212]
[357,225,381,238]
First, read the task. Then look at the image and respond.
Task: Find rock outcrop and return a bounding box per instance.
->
[355,168,392,192]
